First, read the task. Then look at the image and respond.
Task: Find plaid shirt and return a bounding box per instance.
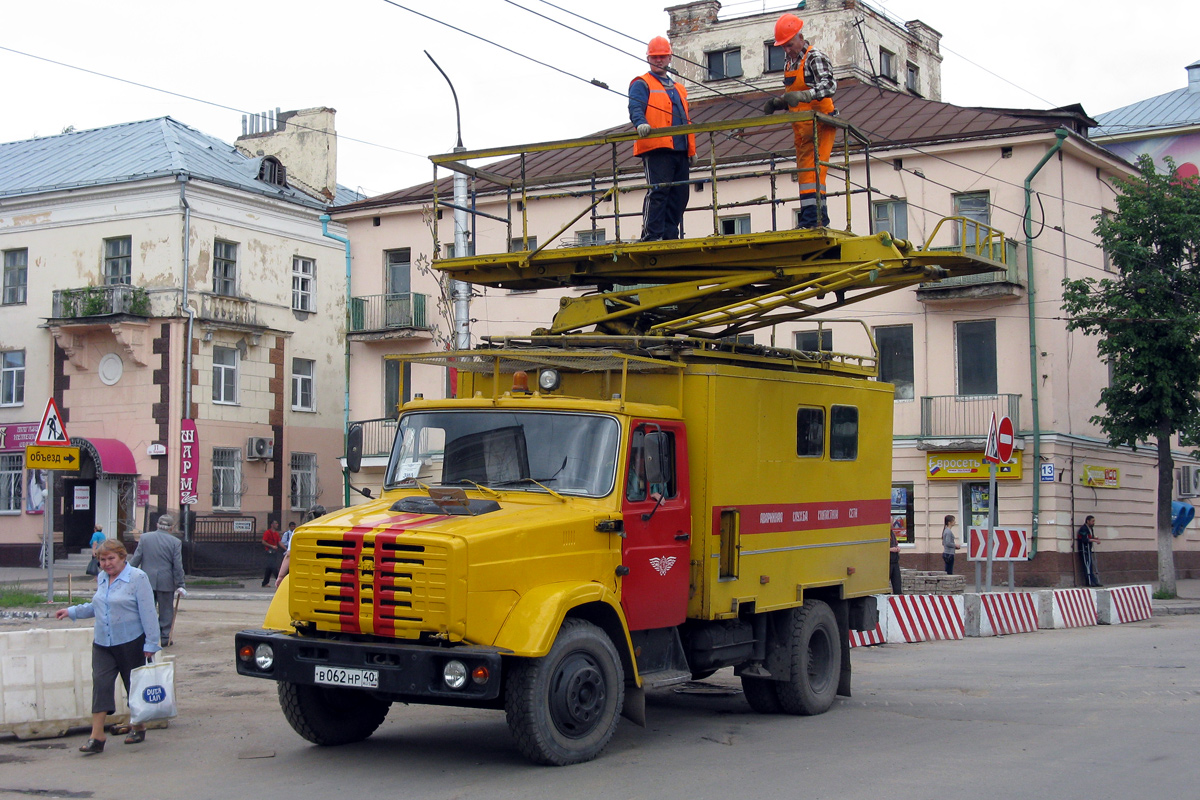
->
[784,45,836,101]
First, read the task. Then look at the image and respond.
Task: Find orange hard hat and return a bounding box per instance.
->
[647,36,672,57]
[773,13,804,46]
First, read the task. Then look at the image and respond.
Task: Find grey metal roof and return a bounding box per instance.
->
[0,117,345,208]
[1092,66,1200,137]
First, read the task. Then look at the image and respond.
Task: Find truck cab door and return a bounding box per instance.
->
[620,421,690,630]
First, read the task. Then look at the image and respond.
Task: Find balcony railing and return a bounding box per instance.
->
[350,417,398,458]
[52,285,151,319]
[920,393,1021,438]
[920,237,1021,291]
[199,292,258,326]
[349,293,430,333]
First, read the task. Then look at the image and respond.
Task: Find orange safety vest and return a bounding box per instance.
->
[784,49,836,115]
[631,72,696,157]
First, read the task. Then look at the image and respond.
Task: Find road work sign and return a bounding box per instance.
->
[25,445,81,471]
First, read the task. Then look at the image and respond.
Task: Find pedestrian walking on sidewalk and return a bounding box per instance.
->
[261,520,283,587]
[129,513,187,645]
[942,515,962,574]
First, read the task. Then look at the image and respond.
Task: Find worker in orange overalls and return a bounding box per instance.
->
[763,13,837,229]
[629,35,696,241]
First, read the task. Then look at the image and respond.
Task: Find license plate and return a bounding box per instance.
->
[314,666,379,689]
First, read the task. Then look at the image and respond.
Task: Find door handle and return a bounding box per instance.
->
[674,533,690,541]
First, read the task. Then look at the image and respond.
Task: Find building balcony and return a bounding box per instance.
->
[198,292,259,327]
[920,393,1021,440]
[51,285,151,320]
[916,239,1022,301]
[349,293,431,337]
[350,417,398,460]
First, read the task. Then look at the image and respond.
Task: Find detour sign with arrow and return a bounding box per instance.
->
[25,445,81,471]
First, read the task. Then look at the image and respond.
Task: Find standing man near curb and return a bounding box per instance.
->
[129,513,186,646]
[629,35,695,242]
[1077,515,1102,587]
[942,515,962,574]
[762,12,837,228]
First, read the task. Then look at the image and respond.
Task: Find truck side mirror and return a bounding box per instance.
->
[346,424,363,474]
[643,431,669,486]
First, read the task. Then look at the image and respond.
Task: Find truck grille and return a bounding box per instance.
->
[291,527,465,640]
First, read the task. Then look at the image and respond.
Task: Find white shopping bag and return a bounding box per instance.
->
[129,657,177,725]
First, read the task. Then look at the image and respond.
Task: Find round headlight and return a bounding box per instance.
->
[443,659,468,690]
[254,643,274,671]
[538,369,561,392]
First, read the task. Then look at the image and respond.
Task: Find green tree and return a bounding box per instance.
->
[1061,155,1200,596]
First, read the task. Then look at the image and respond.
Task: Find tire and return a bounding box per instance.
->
[504,618,625,766]
[775,600,841,716]
[278,682,391,746]
[740,675,783,714]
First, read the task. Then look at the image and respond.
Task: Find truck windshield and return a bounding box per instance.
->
[386,410,621,498]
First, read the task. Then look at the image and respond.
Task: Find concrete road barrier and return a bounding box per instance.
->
[1097,584,1153,624]
[964,592,1039,637]
[885,594,964,643]
[1037,588,1098,629]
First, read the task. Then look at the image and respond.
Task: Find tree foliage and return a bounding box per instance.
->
[1061,154,1200,593]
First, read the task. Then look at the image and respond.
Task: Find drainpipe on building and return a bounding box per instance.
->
[179,177,193,544]
[320,214,352,508]
[1023,128,1070,558]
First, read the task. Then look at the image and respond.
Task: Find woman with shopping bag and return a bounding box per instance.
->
[56,538,160,754]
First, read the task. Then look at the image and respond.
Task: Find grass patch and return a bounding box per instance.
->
[1152,588,1177,600]
[0,584,69,607]
[187,578,243,587]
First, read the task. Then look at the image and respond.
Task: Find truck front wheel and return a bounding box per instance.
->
[504,618,625,766]
[775,600,841,716]
[278,682,391,746]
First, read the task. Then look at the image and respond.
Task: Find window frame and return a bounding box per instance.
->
[212,447,243,511]
[104,237,132,286]
[874,324,915,401]
[576,229,607,246]
[796,406,826,458]
[1,350,25,407]
[879,48,897,82]
[764,42,786,73]
[719,215,752,236]
[290,452,318,511]
[3,248,28,306]
[906,62,920,94]
[829,404,859,461]
[706,47,743,81]
[213,240,238,297]
[383,358,412,417]
[385,248,411,295]
[955,319,998,396]
[212,346,239,405]
[795,330,833,352]
[872,199,909,240]
[953,191,991,246]
[291,357,315,412]
[0,453,22,513]
[292,256,315,312]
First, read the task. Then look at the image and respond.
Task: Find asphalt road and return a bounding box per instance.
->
[2,600,1197,800]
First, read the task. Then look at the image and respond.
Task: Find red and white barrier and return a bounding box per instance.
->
[885,594,964,643]
[1037,588,1097,629]
[964,592,1038,637]
[1098,584,1153,624]
[849,623,886,648]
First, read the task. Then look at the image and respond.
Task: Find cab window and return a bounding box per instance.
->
[626,428,676,501]
[830,405,858,460]
[796,407,825,457]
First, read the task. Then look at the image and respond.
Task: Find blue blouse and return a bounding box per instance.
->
[67,563,161,652]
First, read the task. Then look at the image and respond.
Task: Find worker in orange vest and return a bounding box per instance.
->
[763,13,837,229]
[629,36,696,241]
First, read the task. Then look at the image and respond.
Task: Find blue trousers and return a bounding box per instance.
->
[640,149,690,240]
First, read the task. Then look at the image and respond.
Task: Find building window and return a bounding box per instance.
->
[384,358,412,417]
[212,447,242,510]
[1100,209,1115,271]
[292,358,315,411]
[875,325,914,400]
[1,350,24,407]
[259,156,286,187]
[956,319,997,395]
[213,240,238,296]
[796,407,825,457]
[830,405,859,460]
[0,454,22,513]
[386,248,410,295]
[292,256,315,311]
[444,242,475,258]
[212,346,238,405]
[891,483,915,545]
[873,199,908,239]
[765,42,786,73]
[719,215,751,235]
[795,330,833,352]
[880,48,897,82]
[104,237,132,285]
[721,333,754,345]
[707,48,742,80]
[3,249,27,305]
[963,481,997,533]
[576,229,606,246]
[508,236,538,253]
[953,192,990,245]
[906,62,920,94]
[290,452,318,511]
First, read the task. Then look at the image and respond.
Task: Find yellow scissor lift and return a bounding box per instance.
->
[427,112,1009,355]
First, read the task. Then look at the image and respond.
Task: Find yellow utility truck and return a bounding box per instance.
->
[235,116,1008,765]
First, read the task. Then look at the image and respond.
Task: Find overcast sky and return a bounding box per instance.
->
[2,0,1194,197]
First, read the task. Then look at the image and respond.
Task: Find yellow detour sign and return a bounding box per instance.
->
[25,445,81,471]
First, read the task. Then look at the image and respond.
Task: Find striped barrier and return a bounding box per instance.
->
[964,592,1039,637]
[1097,584,1153,624]
[1037,588,1097,629]
[849,623,886,648]
[885,594,964,643]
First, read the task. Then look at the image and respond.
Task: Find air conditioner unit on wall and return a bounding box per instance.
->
[247,436,274,461]
[1179,465,1200,497]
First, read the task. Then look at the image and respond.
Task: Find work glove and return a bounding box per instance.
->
[783,89,815,105]
[175,587,187,598]
[636,123,652,138]
[689,154,698,168]
[763,96,788,114]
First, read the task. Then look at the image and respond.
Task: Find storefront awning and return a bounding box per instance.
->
[75,437,138,478]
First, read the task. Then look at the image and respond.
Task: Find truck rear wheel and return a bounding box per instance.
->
[278,682,391,746]
[775,600,840,716]
[504,618,624,766]
[740,675,783,714]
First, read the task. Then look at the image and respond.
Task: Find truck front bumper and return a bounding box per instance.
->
[234,630,505,702]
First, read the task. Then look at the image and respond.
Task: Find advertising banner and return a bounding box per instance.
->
[926,451,1022,480]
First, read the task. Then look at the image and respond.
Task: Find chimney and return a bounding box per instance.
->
[1188,59,1200,94]
[235,107,338,203]
[667,1,721,37]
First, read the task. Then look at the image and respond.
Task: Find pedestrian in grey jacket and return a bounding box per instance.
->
[128,513,186,645]
[942,514,962,574]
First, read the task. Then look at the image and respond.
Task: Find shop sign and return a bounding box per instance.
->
[0,422,40,451]
[180,420,199,505]
[927,451,1022,480]
[1081,464,1120,488]
[137,479,150,507]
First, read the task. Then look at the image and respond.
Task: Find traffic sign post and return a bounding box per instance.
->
[979,415,1014,592]
[24,446,81,471]
[32,398,73,603]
